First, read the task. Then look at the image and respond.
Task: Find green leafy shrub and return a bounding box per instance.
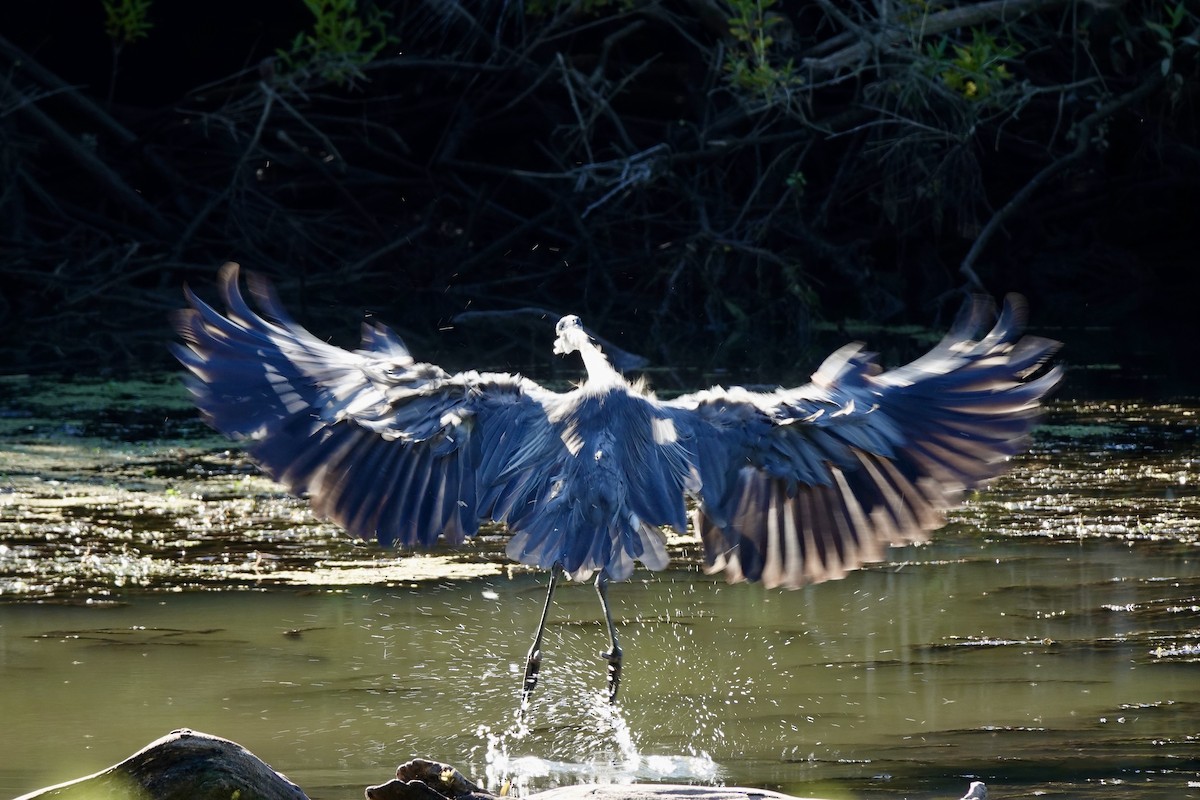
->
[724,0,801,103]
[276,0,397,88]
[102,0,153,46]
[924,28,1020,101]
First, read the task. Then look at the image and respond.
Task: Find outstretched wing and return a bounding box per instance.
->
[172,263,565,548]
[669,295,1061,589]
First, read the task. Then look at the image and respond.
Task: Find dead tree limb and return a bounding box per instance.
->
[0,33,138,146]
[802,0,1076,74]
[12,93,174,237]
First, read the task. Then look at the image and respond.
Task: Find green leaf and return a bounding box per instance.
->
[1145,20,1171,39]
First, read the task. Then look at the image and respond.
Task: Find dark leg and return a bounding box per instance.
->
[595,571,623,703]
[522,563,563,705]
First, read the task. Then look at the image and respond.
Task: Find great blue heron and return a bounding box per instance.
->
[173,263,1061,704]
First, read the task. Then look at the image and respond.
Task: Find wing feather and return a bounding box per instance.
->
[177,268,1059,589]
[669,294,1061,589]
[174,263,560,551]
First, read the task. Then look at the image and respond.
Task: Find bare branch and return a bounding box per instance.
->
[960,69,1166,287]
[13,91,173,236]
[803,0,1075,74]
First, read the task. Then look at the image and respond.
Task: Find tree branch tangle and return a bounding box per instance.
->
[0,1,1194,373]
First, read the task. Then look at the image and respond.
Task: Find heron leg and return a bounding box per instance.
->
[522,563,563,704]
[595,572,622,703]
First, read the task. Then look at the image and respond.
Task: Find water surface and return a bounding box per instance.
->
[0,380,1196,800]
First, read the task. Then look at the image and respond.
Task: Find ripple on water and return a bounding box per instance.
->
[2,384,1199,800]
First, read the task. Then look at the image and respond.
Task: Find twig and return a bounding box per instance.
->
[0,34,186,191]
[0,33,137,145]
[13,91,173,236]
[557,52,596,164]
[591,19,647,84]
[171,90,276,260]
[960,70,1166,288]
[803,0,1074,74]
[579,144,669,217]
[262,82,345,165]
[343,222,431,275]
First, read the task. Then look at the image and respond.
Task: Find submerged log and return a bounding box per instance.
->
[13,729,986,800]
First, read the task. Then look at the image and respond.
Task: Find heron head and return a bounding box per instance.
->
[554,314,620,384]
[553,315,588,356]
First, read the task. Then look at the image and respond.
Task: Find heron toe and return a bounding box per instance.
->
[601,645,623,702]
[522,646,543,701]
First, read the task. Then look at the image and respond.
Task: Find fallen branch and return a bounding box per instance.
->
[13,93,174,237]
[0,33,138,145]
[802,0,1076,74]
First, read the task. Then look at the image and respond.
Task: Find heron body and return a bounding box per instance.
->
[173,263,1061,703]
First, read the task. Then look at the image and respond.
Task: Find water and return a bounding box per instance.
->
[1,382,1198,800]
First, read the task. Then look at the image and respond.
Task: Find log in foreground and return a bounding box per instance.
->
[12,730,988,800]
[367,759,831,800]
[13,729,309,800]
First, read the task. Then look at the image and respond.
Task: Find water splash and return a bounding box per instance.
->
[478,690,720,796]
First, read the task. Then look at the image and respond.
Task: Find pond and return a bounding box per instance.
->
[0,375,1197,800]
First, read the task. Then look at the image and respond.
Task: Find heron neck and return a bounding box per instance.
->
[580,344,620,386]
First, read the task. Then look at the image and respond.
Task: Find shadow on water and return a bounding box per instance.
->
[0,374,1198,800]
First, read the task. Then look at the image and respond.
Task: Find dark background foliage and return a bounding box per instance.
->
[1,0,1197,389]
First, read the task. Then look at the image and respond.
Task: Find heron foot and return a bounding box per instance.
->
[522,647,542,703]
[521,564,562,707]
[600,645,622,703]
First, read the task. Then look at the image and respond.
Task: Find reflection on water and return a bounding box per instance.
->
[0,397,1198,800]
